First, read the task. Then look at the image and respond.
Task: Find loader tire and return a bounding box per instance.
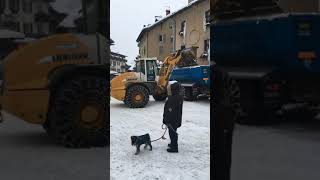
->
[124,85,149,108]
[153,93,167,101]
[46,75,108,148]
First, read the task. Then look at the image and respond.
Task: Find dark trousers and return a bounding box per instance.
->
[169,126,178,148]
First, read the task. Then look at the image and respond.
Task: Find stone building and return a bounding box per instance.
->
[0,0,66,37]
[110,52,130,73]
[137,0,210,65]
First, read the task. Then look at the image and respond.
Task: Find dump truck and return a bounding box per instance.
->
[212,13,320,124]
[169,65,210,101]
[110,49,197,108]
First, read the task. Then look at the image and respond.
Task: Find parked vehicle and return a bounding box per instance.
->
[213,13,320,124]
[110,49,197,108]
[170,65,210,101]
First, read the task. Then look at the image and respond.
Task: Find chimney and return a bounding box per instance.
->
[188,0,195,4]
[155,16,162,22]
[166,9,170,16]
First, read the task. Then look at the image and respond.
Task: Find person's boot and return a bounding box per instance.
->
[168,143,173,148]
[167,145,178,153]
[167,148,178,153]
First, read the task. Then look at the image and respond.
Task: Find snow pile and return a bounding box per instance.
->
[110,97,210,180]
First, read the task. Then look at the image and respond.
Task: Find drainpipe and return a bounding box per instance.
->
[146,32,148,57]
[171,18,176,53]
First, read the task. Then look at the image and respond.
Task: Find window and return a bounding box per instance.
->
[137,61,145,74]
[23,0,32,13]
[146,60,155,81]
[159,34,166,43]
[117,61,120,66]
[170,35,174,43]
[23,23,33,34]
[36,3,42,12]
[15,22,20,32]
[180,21,186,35]
[37,23,44,34]
[159,35,163,42]
[169,22,173,29]
[205,10,210,25]
[159,46,164,55]
[204,39,209,53]
[0,0,5,13]
[10,0,20,14]
[141,61,145,74]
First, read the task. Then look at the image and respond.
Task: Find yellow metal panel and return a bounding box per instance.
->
[110,72,137,101]
[2,90,50,124]
[3,34,93,90]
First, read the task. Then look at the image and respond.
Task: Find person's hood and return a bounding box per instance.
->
[167,82,181,96]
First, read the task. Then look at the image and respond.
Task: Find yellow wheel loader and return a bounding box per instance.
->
[110,48,197,108]
[0,33,108,148]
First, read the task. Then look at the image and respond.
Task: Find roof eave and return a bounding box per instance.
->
[136,0,206,42]
[136,28,149,42]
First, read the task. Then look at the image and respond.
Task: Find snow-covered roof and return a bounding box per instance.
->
[50,0,82,28]
[0,29,25,39]
[136,0,206,42]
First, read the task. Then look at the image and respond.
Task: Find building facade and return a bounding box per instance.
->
[278,0,320,12]
[110,52,129,73]
[137,0,210,65]
[0,0,64,37]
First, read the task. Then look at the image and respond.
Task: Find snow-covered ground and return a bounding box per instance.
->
[110,97,210,180]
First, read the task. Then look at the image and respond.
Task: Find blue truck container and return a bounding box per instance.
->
[213,13,320,74]
[212,13,320,124]
[170,65,210,101]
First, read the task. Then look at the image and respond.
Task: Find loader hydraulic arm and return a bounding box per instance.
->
[157,48,197,91]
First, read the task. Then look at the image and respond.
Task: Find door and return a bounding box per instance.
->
[146,60,156,81]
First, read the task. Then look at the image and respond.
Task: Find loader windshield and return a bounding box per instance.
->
[136,61,145,74]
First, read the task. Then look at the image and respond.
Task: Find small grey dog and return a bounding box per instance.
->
[131,134,152,155]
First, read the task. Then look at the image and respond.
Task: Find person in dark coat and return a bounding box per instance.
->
[212,66,237,180]
[163,81,183,153]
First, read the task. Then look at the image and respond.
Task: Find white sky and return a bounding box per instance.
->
[111,0,189,65]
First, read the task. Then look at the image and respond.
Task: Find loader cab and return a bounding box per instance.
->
[135,58,159,82]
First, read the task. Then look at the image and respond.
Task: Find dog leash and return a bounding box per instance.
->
[151,124,179,142]
[151,124,168,142]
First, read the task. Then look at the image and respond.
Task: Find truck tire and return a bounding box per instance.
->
[46,75,108,148]
[214,68,241,122]
[124,85,149,108]
[237,80,279,125]
[153,93,167,101]
[183,87,197,101]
